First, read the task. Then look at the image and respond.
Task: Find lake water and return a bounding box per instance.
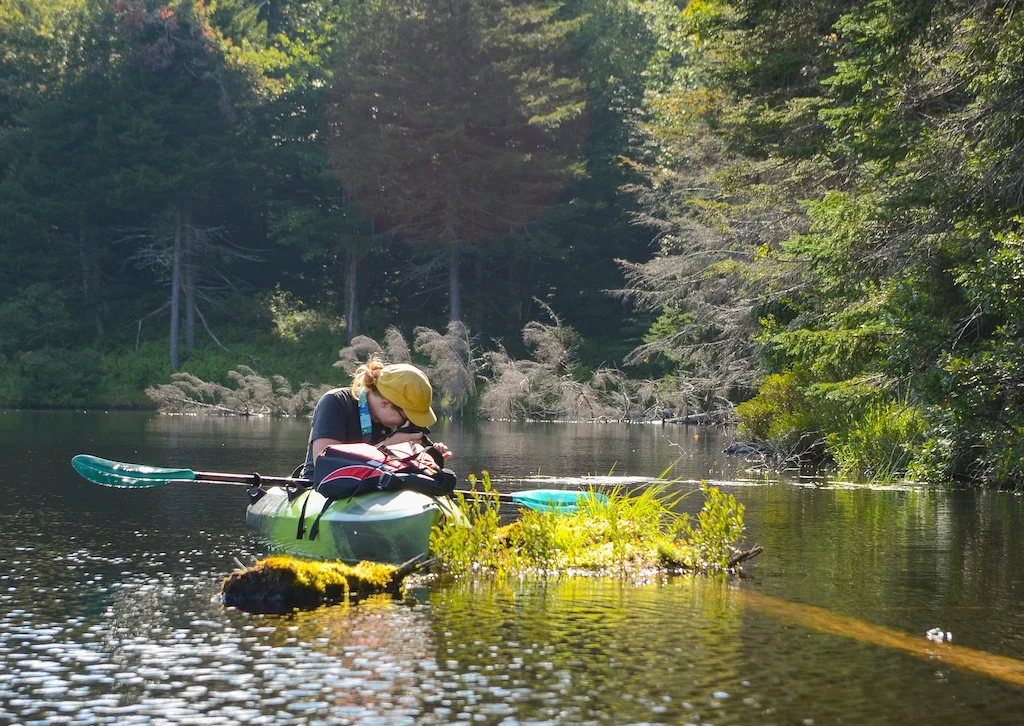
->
[2,410,1024,724]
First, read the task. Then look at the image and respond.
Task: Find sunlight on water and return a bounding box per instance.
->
[743,590,1024,688]
[4,412,1024,724]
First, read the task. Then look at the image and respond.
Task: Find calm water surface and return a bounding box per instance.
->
[3,410,1024,724]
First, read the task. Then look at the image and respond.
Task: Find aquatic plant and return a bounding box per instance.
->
[429,473,524,574]
[828,401,926,481]
[657,485,746,572]
[430,474,754,576]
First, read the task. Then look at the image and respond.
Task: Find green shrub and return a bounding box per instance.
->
[658,485,745,571]
[430,477,749,576]
[14,348,103,407]
[101,345,172,395]
[0,284,77,358]
[266,289,346,343]
[735,371,840,454]
[828,402,926,481]
[908,404,1024,488]
[430,472,523,573]
[736,369,929,481]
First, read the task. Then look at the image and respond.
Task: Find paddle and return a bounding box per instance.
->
[71,454,606,513]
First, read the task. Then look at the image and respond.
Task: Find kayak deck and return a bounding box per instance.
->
[246,486,466,564]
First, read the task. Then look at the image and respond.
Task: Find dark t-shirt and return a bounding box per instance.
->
[302,388,387,476]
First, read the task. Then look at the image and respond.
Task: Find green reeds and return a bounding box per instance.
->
[430,473,751,576]
[828,400,926,481]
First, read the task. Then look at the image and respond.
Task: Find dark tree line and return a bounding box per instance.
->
[625,0,1024,486]
[8,0,1024,486]
[0,0,654,405]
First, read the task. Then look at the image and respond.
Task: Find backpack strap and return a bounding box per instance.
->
[295,490,312,540]
[309,474,386,540]
[423,445,445,470]
[380,444,440,473]
[309,496,339,541]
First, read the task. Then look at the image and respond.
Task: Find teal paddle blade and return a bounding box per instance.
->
[509,489,609,514]
[71,455,196,488]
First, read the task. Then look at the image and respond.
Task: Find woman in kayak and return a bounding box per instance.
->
[301,358,450,477]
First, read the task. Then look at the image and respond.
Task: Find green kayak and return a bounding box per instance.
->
[246,486,467,564]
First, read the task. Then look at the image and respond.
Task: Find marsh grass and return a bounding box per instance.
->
[430,473,749,576]
[828,401,926,481]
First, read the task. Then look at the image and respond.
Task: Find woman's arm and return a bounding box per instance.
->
[310,437,345,461]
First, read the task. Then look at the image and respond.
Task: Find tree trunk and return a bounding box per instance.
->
[169,206,183,370]
[345,249,360,341]
[448,245,462,323]
[472,247,485,335]
[508,258,523,330]
[184,205,196,349]
[520,259,534,326]
[265,0,282,34]
[78,212,103,337]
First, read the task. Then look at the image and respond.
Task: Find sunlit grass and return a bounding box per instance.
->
[430,473,749,577]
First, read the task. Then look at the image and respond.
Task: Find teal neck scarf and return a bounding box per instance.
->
[357,390,373,441]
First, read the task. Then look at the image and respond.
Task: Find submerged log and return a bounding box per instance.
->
[723,442,779,459]
[221,554,433,612]
[728,546,764,568]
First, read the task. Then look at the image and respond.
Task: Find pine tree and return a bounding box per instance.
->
[327,0,587,324]
[101,0,266,368]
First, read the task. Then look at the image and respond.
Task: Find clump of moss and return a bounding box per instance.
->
[430,474,757,577]
[221,555,404,611]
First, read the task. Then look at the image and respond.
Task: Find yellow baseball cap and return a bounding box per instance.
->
[375,364,437,427]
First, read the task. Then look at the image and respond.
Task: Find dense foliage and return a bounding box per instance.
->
[626,0,1024,487]
[6,0,1024,486]
[430,473,751,575]
[0,0,654,406]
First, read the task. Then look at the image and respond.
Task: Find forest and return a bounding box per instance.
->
[4,0,1024,487]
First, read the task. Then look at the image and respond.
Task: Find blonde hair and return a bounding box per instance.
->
[351,356,385,396]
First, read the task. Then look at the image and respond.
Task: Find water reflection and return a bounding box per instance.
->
[743,589,1024,688]
[423,576,746,724]
[5,411,1024,724]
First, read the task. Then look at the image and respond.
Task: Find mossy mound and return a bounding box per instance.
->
[221,555,417,612]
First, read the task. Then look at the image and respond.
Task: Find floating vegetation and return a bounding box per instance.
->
[430,473,760,577]
[220,554,424,612]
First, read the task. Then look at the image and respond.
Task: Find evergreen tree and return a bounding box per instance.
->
[327,0,587,324]
[254,0,382,340]
[101,0,268,368]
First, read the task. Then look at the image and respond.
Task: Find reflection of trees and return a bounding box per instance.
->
[750,486,937,614]
[424,576,745,723]
[744,486,1024,641]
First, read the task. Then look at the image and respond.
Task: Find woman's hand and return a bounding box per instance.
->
[378,433,451,461]
[380,430,426,447]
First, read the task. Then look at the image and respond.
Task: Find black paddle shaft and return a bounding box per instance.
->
[196,470,308,486]
[192,472,517,503]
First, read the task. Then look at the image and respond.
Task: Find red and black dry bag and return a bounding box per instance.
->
[312,442,456,500]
